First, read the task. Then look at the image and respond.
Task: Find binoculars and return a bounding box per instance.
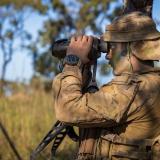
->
[51,38,109,60]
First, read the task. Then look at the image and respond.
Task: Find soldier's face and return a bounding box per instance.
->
[106,42,127,69]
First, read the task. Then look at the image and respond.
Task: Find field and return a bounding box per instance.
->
[0,85,77,160]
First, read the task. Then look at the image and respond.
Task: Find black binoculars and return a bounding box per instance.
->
[51,38,108,60]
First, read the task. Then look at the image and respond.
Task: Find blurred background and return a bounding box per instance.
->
[0,0,160,160]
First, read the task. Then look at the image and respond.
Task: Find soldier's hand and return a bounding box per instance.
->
[66,35,93,64]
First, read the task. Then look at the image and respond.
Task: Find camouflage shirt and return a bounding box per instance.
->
[52,65,160,159]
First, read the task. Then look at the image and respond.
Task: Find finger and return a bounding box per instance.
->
[76,35,83,41]
[82,35,89,42]
[87,36,93,44]
[70,36,77,43]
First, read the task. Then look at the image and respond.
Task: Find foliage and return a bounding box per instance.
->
[123,0,153,16]
[0,85,77,160]
[0,1,158,160]
[0,0,47,12]
[34,0,122,78]
[34,52,60,78]
[0,6,27,81]
[0,0,122,81]
[0,0,159,82]
[0,0,48,95]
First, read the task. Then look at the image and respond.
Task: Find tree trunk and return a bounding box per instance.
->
[0,80,4,96]
[123,0,153,17]
[0,55,12,96]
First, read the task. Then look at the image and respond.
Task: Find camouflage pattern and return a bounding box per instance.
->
[103,12,160,42]
[103,11,160,61]
[130,39,160,60]
[52,65,160,159]
[52,11,160,160]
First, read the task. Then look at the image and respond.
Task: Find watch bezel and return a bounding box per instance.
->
[63,54,80,66]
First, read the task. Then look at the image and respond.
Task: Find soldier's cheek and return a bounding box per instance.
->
[105,51,113,60]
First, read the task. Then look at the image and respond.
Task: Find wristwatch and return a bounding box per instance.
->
[63,54,82,67]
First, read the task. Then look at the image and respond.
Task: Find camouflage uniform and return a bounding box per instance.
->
[52,12,160,159]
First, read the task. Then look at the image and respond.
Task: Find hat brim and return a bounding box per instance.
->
[131,38,160,60]
[103,30,160,42]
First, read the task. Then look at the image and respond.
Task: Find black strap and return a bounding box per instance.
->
[51,125,79,159]
[30,121,79,160]
[30,121,66,160]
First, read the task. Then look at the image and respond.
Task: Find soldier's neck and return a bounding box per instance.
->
[130,55,154,73]
[113,55,154,75]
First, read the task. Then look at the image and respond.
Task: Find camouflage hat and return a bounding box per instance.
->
[103,12,160,42]
[130,39,160,60]
[103,12,160,60]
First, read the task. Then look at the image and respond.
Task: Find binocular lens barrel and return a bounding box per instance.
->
[51,38,108,59]
[98,40,108,53]
[51,39,69,59]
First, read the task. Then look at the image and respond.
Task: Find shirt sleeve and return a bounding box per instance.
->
[52,65,138,127]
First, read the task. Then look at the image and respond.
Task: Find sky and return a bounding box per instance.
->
[0,12,47,83]
[0,0,160,84]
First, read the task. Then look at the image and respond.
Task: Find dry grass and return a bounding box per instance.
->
[0,89,77,160]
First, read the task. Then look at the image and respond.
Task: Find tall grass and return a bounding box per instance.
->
[0,89,77,160]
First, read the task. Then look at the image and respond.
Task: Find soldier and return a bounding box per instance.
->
[52,12,160,159]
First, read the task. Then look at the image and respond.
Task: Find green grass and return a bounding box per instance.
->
[0,89,77,160]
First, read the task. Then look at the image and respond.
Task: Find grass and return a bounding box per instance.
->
[0,87,77,160]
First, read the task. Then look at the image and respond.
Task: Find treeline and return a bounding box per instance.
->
[0,0,121,82]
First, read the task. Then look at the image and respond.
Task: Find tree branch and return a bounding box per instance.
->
[123,0,153,17]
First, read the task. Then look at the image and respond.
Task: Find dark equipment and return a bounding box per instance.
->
[51,38,108,60]
[30,121,79,160]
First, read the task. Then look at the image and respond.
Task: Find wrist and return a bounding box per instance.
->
[63,54,84,68]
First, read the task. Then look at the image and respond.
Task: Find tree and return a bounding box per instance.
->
[34,0,156,79]
[0,7,28,80]
[34,0,122,79]
[0,0,158,90]
[123,0,153,16]
[0,0,47,94]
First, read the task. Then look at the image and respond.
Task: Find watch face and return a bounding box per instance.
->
[65,55,79,65]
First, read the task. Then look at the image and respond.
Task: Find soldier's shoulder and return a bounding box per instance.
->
[101,73,140,94]
[102,73,140,87]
